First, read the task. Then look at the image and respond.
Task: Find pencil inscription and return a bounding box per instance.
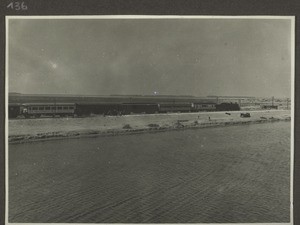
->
[7,1,27,10]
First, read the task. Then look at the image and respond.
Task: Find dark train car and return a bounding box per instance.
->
[192,102,216,111]
[158,102,192,113]
[261,105,278,110]
[9,103,21,118]
[121,103,159,114]
[75,103,121,116]
[215,103,240,111]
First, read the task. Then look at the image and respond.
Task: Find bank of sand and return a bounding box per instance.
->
[9,110,291,143]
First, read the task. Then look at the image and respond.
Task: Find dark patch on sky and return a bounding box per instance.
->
[8,18,292,97]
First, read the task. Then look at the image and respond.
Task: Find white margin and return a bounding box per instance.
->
[5,15,295,225]
[4,15,296,20]
[290,16,295,225]
[5,15,9,225]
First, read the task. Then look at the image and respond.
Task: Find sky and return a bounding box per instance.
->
[8,17,292,98]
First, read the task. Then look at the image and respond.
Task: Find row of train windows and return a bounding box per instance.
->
[196,104,215,108]
[29,106,75,110]
[160,106,191,108]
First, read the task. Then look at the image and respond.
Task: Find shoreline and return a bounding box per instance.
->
[9,111,291,144]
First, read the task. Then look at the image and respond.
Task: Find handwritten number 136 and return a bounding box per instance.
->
[7,2,28,10]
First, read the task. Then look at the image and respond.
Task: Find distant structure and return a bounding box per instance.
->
[207,95,256,105]
[261,96,279,110]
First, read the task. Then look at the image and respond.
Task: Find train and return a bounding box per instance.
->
[8,102,240,119]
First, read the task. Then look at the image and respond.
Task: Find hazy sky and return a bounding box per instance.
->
[8,18,292,97]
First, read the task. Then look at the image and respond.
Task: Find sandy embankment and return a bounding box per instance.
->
[9,110,291,143]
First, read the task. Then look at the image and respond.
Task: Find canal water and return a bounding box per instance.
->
[9,121,291,223]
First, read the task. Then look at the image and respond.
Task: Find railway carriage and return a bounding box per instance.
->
[215,102,240,111]
[121,103,159,114]
[192,102,216,111]
[75,103,121,116]
[8,103,22,118]
[158,102,193,113]
[21,103,76,118]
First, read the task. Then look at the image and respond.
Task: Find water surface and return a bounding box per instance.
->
[9,122,291,223]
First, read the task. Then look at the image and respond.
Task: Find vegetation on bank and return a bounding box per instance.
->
[9,113,291,144]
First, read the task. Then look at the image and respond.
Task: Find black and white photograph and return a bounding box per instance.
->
[6,16,294,224]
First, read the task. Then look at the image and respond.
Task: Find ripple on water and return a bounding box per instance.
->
[9,121,291,223]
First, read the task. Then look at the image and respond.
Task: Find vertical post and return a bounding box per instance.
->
[287,98,289,109]
[54,97,56,116]
[272,96,274,106]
